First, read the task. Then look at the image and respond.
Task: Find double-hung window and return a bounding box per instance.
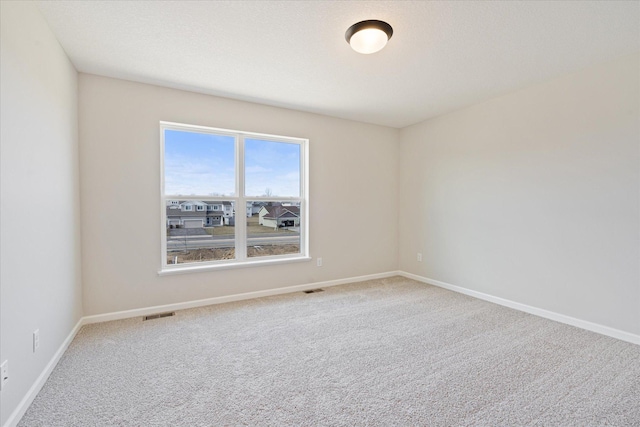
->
[160,121,308,273]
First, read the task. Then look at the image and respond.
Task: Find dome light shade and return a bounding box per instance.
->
[345,20,393,54]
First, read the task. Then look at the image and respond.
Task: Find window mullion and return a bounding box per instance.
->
[236,135,247,262]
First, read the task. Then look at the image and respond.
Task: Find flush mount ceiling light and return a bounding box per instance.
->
[345,20,393,54]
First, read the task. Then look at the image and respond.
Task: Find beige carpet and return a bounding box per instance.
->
[19,276,640,426]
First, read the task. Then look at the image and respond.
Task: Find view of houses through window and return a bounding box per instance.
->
[161,122,307,269]
[246,202,300,258]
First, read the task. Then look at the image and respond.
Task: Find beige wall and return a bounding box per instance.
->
[78,74,399,316]
[0,2,82,425]
[399,53,640,335]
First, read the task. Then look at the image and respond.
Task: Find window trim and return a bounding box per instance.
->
[159,121,309,274]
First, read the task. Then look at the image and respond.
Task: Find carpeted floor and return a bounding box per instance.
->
[18,276,640,426]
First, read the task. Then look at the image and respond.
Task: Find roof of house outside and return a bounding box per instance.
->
[261,205,300,219]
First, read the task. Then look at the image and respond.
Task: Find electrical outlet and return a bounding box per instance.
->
[417,253,423,262]
[1,360,8,391]
[33,329,40,352]
[317,257,323,267]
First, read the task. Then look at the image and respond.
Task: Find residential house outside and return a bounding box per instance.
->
[166,201,234,228]
[258,205,300,229]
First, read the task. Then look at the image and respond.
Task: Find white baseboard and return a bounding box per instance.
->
[3,317,84,427]
[399,271,640,346]
[82,271,398,324]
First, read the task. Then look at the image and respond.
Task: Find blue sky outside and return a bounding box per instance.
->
[245,138,300,197]
[164,129,300,197]
[164,130,235,196]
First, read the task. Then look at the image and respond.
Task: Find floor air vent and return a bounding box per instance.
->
[303,289,324,294]
[143,312,175,321]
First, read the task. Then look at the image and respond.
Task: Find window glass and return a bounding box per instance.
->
[247,202,300,258]
[161,123,307,271]
[166,201,235,265]
[164,130,235,196]
[244,139,300,197]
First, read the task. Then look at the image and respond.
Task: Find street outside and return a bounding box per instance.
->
[167,216,300,263]
[167,233,299,250]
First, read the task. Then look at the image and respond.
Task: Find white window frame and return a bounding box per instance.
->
[159,121,310,275]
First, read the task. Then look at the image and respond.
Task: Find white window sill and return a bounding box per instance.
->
[158,256,312,276]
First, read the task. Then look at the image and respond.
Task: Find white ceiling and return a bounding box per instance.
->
[37,1,639,128]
